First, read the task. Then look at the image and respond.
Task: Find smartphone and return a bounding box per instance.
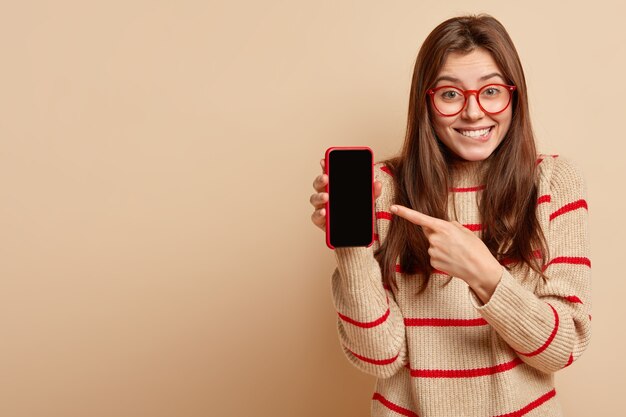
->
[325,147,374,249]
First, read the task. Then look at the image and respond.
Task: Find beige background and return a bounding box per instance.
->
[0,1,623,416]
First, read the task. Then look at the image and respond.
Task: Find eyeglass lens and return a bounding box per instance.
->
[433,85,511,115]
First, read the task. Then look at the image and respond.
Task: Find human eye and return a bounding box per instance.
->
[439,88,461,100]
[482,86,501,96]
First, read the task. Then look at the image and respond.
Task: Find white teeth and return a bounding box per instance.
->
[458,127,491,137]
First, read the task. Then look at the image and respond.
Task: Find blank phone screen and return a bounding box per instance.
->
[328,149,373,247]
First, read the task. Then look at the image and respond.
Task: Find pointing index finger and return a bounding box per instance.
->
[390,205,443,230]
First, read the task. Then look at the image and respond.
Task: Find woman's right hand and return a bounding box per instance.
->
[310,158,384,231]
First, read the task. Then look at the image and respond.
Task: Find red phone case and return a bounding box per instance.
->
[324,146,375,250]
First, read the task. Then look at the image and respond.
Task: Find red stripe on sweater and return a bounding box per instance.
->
[404,317,488,327]
[372,393,419,417]
[395,264,409,274]
[376,211,392,220]
[380,166,393,176]
[493,388,556,417]
[549,199,588,221]
[536,154,559,165]
[537,194,551,204]
[542,256,591,272]
[500,249,542,266]
[373,233,379,241]
[410,357,523,378]
[564,353,574,368]
[338,308,390,328]
[564,295,583,304]
[449,185,486,192]
[514,303,559,357]
[347,348,399,365]
[499,258,516,266]
[464,223,482,231]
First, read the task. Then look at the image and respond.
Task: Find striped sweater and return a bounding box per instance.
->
[330,154,591,417]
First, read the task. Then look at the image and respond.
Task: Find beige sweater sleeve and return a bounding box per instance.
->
[467,157,592,373]
[330,168,408,379]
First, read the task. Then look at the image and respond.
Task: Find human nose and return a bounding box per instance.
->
[461,93,484,120]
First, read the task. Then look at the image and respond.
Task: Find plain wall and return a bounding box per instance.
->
[0,1,623,416]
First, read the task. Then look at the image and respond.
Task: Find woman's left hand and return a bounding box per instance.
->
[390,204,503,302]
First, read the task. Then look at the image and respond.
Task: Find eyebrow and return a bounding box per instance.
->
[434,72,506,85]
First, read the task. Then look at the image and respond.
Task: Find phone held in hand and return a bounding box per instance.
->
[324,147,374,249]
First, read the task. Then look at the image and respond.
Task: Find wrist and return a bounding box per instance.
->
[468,257,503,305]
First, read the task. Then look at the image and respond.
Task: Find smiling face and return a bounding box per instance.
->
[429,47,513,162]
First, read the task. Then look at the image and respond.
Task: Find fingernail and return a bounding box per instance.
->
[390,205,397,213]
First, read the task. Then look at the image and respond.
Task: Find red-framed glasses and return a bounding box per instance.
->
[426,83,517,117]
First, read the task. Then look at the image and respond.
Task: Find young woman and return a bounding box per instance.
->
[309,14,591,417]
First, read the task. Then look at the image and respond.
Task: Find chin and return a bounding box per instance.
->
[452,148,494,162]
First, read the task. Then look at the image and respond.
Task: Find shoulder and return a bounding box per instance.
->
[536,153,587,209]
[550,154,585,193]
[537,153,585,185]
[552,155,586,193]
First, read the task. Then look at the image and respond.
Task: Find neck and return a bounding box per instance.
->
[448,157,490,187]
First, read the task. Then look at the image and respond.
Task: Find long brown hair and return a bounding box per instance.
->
[375,14,550,293]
